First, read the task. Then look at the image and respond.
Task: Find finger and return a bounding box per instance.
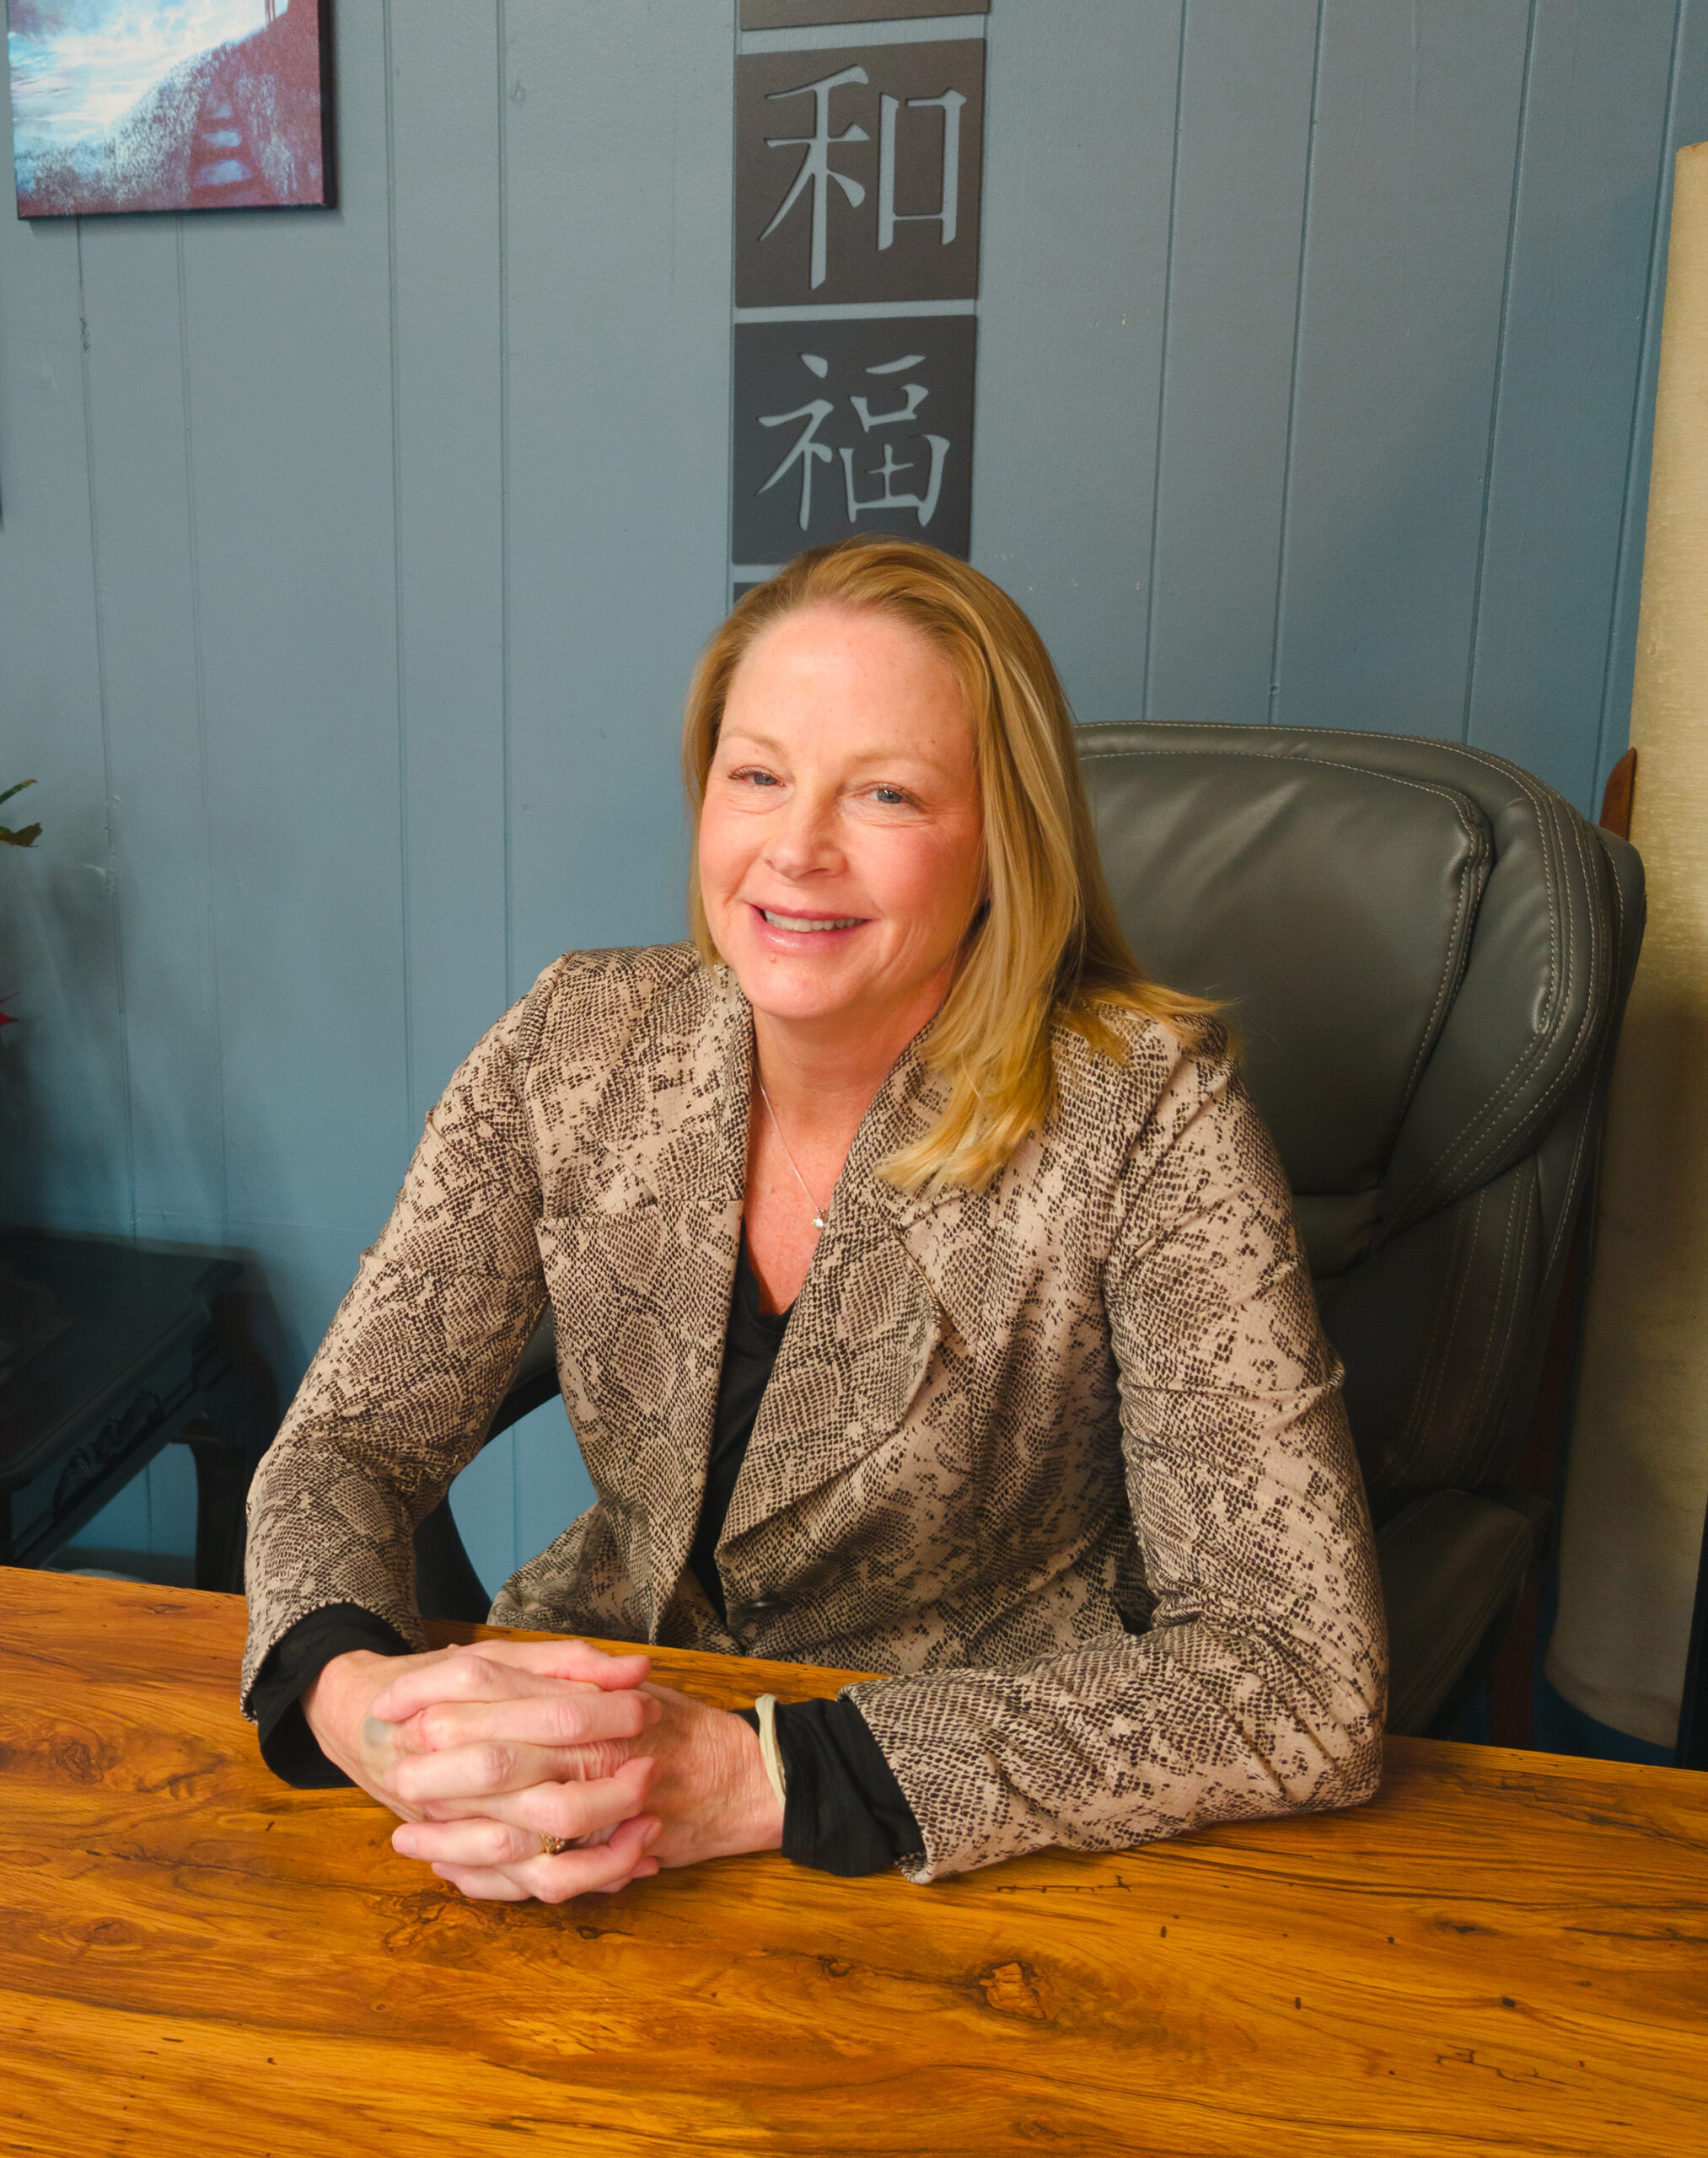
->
[397,1805,661,1874]
[389,1685,663,1758]
[461,1638,653,1680]
[395,1815,547,1868]
[367,1655,561,1727]
[388,1737,564,1803]
[395,1747,655,1831]
[371,1639,650,1722]
[430,1856,658,1904]
[447,1755,658,1842]
[371,1645,641,1726]
[430,1816,661,1906]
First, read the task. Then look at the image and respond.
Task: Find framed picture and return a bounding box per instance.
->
[8,0,335,217]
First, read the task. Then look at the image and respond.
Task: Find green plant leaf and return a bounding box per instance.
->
[1,778,40,845]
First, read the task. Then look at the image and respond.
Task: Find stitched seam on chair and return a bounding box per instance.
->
[1399,1197,1474,1487]
[1421,910,1593,1209]
[1395,1192,1481,1491]
[1393,788,1564,1209]
[1528,832,1614,1287]
[1458,1177,1528,1490]
[1388,857,1572,1218]
[1386,762,1594,1213]
[1399,797,1487,1106]
[1518,832,1624,1320]
[1506,806,1598,1179]
[1490,1184,1536,1474]
[1539,1075,1595,1289]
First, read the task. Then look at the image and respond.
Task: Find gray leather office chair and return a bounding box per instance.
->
[419,722,1644,1739]
[1080,724,1643,1734]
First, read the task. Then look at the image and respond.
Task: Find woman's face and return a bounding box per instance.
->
[699,603,986,1044]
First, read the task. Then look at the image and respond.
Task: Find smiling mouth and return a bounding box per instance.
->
[757,909,865,932]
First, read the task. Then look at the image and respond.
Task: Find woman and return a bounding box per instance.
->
[241,539,1385,1901]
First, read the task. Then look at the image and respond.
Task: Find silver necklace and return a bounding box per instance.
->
[757,1081,828,1232]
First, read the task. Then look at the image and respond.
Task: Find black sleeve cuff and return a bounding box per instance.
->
[737,1694,923,1876]
[250,1603,413,1788]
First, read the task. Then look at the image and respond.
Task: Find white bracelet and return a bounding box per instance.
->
[754,1693,787,1810]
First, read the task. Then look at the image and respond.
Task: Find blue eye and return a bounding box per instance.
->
[873,786,909,806]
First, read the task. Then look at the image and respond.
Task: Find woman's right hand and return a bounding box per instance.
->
[302,1639,664,1894]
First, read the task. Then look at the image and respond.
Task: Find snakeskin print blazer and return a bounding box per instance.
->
[242,943,1386,1882]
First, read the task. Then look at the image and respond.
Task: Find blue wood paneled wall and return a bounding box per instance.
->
[3,0,1704,1591]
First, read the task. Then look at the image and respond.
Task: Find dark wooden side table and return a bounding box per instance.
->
[0,1230,275,1592]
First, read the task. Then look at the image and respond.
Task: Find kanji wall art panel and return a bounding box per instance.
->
[733,316,977,561]
[7,0,334,217]
[728,6,988,586]
[734,38,985,306]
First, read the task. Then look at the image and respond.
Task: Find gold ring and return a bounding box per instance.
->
[540,1833,574,1856]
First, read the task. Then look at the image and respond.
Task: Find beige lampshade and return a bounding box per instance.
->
[1546,142,1708,1749]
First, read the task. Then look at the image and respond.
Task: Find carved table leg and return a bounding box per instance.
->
[180,1364,275,1594]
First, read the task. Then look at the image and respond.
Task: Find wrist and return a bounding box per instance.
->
[727,1710,786,1854]
[302,1647,391,1745]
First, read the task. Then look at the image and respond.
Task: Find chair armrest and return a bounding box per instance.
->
[1378,1487,1542,1735]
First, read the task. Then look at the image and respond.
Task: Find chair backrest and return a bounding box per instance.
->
[1076,723,1645,1520]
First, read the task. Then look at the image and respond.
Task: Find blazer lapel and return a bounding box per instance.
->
[723,1034,991,1542]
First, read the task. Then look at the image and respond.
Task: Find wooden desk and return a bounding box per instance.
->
[3,1573,1704,2156]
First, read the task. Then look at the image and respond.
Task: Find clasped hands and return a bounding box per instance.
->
[300,1636,783,1903]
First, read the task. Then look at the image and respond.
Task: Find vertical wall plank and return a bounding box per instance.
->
[179,3,409,1373]
[0,217,130,1232]
[501,0,734,987]
[386,0,513,1579]
[1271,0,1533,737]
[78,217,227,1243]
[388,1,510,1120]
[973,0,1184,728]
[1145,0,1320,729]
[77,217,226,1566]
[1467,1,1678,813]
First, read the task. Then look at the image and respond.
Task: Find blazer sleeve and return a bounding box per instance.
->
[239,997,548,1712]
[846,1046,1388,1882]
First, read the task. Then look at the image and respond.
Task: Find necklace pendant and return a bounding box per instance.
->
[757,1079,831,1238]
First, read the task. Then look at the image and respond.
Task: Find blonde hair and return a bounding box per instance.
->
[683,539,1215,1192]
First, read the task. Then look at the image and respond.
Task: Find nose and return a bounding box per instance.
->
[765,785,841,883]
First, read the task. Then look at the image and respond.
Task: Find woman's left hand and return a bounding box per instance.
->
[372,1641,784,1902]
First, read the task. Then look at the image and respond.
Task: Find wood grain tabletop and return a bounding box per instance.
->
[2,1568,1704,2156]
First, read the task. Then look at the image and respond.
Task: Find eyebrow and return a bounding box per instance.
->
[717,725,960,776]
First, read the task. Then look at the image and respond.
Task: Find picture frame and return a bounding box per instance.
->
[8,0,336,218]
